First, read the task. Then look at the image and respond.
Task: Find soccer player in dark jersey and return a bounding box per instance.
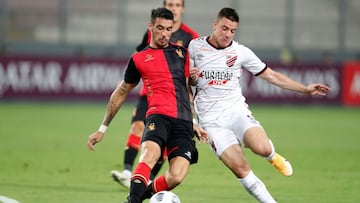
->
[111,0,199,189]
[87,7,207,203]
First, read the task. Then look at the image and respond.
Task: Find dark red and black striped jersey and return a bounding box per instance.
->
[136,23,198,96]
[124,43,192,121]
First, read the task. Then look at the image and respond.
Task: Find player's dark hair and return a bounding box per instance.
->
[217,7,239,22]
[151,7,174,24]
[163,0,185,7]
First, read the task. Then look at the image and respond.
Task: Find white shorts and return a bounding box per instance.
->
[203,111,262,157]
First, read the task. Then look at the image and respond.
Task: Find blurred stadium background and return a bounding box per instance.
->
[0,0,360,105]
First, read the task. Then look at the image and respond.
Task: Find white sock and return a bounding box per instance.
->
[266,139,276,161]
[239,170,277,203]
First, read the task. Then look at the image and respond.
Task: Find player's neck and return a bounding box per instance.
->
[149,41,169,49]
[172,20,182,32]
[207,36,219,48]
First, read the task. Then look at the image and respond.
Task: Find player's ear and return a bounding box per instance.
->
[212,21,217,31]
[148,22,154,32]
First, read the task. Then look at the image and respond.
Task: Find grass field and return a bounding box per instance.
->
[0,102,359,203]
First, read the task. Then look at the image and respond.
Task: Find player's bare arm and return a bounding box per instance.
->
[258,67,331,96]
[87,81,137,151]
[103,81,136,126]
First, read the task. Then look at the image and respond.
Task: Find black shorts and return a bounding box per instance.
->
[131,95,148,123]
[142,114,198,164]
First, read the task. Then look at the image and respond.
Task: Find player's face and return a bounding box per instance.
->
[211,17,238,48]
[164,0,184,23]
[149,17,174,48]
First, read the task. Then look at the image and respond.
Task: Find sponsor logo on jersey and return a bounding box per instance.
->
[200,70,233,86]
[195,53,205,60]
[145,54,155,62]
[199,47,213,51]
[208,80,228,85]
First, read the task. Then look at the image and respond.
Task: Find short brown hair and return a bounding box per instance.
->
[150,7,174,24]
[217,7,239,22]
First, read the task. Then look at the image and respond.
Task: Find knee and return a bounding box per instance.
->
[250,141,273,157]
[130,121,145,135]
[232,164,251,178]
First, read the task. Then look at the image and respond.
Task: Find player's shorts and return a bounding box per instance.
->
[142,114,198,164]
[203,111,262,157]
[131,95,148,123]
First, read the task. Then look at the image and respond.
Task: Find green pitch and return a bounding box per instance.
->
[0,102,359,203]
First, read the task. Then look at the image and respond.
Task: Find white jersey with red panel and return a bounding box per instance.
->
[188,36,266,126]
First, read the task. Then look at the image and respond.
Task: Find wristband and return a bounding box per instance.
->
[192,118,198,125]
[98,124,107,133]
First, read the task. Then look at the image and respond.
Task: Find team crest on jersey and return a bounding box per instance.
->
[147,122,156,131]
[145,54,155,62]
[175,49,184,58]
[226,55,237,67]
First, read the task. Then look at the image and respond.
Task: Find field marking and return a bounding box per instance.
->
[0,196,20,203]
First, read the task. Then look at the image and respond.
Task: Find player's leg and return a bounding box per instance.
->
[150,150,167,180]
[220,144,277,203]
[208,126,276,203]
[161,118,196,189]
[141,119,196,201]
[141,156,190,201]
[153,156,190,191]
[128,114,171,203]
[129,140,162,203]
[243,125,293,176]
[165,156,190,187]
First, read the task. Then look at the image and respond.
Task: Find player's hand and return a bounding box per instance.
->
[193,124,208,144]
[87,131,104,151]
[306,84,331,96]
[190,67,200,85]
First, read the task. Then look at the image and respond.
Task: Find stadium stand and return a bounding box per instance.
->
[0,0,359,61]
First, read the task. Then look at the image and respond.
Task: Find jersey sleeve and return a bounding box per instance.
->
[184,49,190,78]
[124,57,141,84]
[191,31,199,40]
[181,23,199,40]
[241,45,267,76]
[188,39,196,68]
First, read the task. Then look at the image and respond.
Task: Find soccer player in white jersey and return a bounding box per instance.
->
[188,8,331,203]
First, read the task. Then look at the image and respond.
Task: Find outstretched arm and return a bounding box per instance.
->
[87,81,137,150]
[258,67,331,96]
